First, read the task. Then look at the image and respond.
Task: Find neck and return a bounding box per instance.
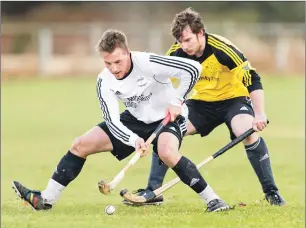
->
[194,36,206,57]
[126,53,132,73]
[118,52,133,80]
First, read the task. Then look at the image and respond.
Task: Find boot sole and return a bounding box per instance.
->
[122,200,164,206]
[212,205,231,212]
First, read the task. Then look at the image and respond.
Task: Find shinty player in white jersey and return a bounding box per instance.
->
[12,29,230,212]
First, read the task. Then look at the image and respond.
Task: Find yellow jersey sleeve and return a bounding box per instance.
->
[166,43,180,56]
[235,62,263,92]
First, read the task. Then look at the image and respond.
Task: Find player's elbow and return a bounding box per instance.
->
[247,81,263,93]
[246,71,262,93]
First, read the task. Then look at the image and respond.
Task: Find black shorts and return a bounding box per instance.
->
[186,96,254,140]
[98,110,187,161]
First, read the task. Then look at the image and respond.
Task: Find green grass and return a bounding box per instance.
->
[2,76,305,228]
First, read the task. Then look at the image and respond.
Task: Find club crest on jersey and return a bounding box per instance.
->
[136,76,148,87]
[115,91,122,96]
[137,76,144,82]
[205,61,219,73]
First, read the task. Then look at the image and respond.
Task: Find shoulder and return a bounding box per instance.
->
[206,33,247,69]
[149,52,200,68]
[132,51,183,67]
[131,51,153,67]
[208,33,233,55]
[207,33,244,56]
[97,69,112,85]
[166,43,188,58]
[131,51,151,62]
[208,33,235,46]
[97,68,109,79]
[130,51,155,75]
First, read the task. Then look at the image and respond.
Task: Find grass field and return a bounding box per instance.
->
[2,75,305,228]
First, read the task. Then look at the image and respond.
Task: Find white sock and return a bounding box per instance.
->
[198,184,220,204]
[41,179,65,205]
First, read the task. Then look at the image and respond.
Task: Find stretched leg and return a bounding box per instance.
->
[122,119,197,206]
[145,119,197,191]
[231,114,285,205]
[157,130,229,212]
[12,126,113,210]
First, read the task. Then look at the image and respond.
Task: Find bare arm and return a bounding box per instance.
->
[250,89,268,131]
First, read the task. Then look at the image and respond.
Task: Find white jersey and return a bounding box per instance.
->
[96,51,201,148]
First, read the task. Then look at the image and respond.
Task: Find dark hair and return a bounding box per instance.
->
[96,29,128,53]
[171,7,205,41]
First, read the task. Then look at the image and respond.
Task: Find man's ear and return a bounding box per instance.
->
[199,29,205,36]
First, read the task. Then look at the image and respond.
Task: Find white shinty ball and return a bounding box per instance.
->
[105,205,116,215]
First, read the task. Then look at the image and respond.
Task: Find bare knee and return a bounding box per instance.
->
[69,126,113,158]
[158,144,181,167]
[233,128,259,145]
[157,132,181,167]
[70,136,88,158]
[158,146,173,162]
[243,133,259,145]
[231,114,258,144]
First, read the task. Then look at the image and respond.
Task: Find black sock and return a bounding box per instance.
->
[172,156,207,193]
[52,151,86,187]
[146,152,169,191]
[245,137,278,193]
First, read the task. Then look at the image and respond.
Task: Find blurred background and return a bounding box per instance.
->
[1,1,305,79]
[2,3,305,227]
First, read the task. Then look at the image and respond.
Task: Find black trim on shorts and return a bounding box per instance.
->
[97,111,187,161]
[186,96,254,140]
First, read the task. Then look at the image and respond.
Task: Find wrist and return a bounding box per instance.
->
[254,110,265,116]
[129,134,140,148]
[170,96,184,106]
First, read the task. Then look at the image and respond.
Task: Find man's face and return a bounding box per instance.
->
[178,26,203,56]
[102,47,131,79]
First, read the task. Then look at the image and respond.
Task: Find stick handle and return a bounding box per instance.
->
[213,128,254,159]
[154,123,268,197]
[212,120,269,159]
[108,114,171,190]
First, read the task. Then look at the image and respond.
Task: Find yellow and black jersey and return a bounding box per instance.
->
[167,33,262,102]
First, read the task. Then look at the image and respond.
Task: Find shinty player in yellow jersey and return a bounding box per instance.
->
[123,7,285,207]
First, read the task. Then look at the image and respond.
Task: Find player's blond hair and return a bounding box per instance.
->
[171,7,205,41]
[96,29,128,53]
